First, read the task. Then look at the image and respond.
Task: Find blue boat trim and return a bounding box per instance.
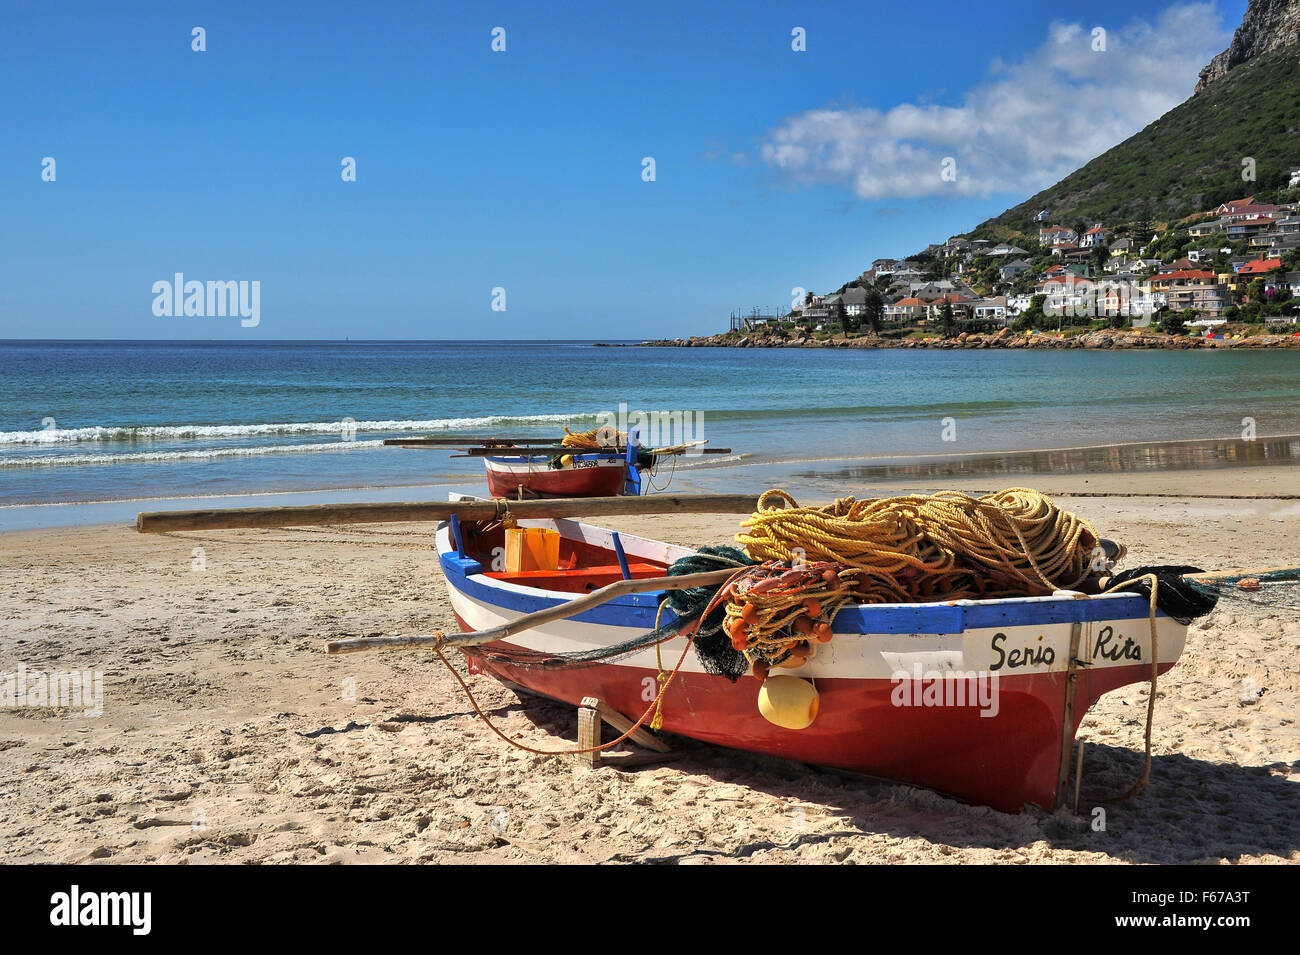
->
[610,532,632,580]
[484,452,624,464]
[450,513,465,558]
[440,549,1164,634]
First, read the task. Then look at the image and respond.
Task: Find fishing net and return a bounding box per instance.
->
[662,546,754,681]
[1184,569,1300,620]
[1106,566,1219,623]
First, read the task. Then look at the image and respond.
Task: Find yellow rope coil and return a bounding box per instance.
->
[735,488,1098,601]
[562,426,627,449]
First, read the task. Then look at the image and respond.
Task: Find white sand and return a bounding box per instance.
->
[1,472,1297,863]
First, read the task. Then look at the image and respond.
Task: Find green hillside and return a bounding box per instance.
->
[973,42,1300,240]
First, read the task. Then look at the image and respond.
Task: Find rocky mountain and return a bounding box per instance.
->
[970,0,1300,237]
[1197,0,1300,91]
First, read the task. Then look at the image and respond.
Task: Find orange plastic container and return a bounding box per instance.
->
[504,527,561,573]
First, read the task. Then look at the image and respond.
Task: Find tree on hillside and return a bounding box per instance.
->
[1012,294,1047,331]
[1159,309,1190,336]
[939,301,955,337]
[865,289,884,334]
[1092,244,1108,272]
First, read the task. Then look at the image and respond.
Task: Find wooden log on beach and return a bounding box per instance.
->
[136,493,761,534]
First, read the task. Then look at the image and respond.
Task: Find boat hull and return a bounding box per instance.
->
[437,518,1186,813]
[484,453,628,498]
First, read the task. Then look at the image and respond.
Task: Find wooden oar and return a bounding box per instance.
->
[1182,565,1300,584]
[649,439,707,455]
[136,492,760,533]
[386,439,733,454]
[324,566,738,655]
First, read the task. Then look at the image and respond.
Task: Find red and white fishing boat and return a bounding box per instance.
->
[385,433,734,500]
[483,450,634,499]
[436,497,1188,813]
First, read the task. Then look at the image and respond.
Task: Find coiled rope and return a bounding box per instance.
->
[562,426,626,449]
[736,488,1098,602]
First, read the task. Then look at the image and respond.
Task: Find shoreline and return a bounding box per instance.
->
[2,432,1297,531]
[641,327,1300,350]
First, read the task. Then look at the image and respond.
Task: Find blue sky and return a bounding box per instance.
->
[1,0,1244,340]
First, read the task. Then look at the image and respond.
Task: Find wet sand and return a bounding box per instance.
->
[0,467,1297,863]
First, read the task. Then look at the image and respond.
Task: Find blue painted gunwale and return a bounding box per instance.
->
[438,541,1166,636]
[484,451,625,465]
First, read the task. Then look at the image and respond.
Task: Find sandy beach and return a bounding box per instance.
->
[1,466,1297,865]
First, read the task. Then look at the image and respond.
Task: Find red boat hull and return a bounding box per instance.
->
[484,457,627,498]
[458,613,1170,813]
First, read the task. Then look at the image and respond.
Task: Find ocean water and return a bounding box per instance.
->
[1,340,1298,512]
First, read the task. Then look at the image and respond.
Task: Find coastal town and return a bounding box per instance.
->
[664,173,1300,349]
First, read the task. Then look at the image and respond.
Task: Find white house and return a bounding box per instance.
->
[972,296,1008,324]
[839,286,869,317]
[1039,225,1077,246]
[1080,225,1111,248]
[1007,294,1034,316]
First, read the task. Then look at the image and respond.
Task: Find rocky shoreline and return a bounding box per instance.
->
[638,327,1300,350]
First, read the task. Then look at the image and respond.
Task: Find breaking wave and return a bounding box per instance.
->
[0,440,390,468]
[0,413,594,446]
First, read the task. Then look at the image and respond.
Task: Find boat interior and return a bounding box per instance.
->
[454,519,672,594]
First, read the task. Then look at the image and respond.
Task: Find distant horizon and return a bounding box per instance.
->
[0,337,645,344]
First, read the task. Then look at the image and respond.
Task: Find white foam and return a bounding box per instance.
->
[0,413,593,445]
[0,440,388,468]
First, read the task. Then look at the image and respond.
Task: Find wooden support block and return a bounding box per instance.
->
[575,696,675,769]
[1055,621,1084,808]
[593,700,672,753]
[1073,740,1086,814]
[577,699,601,768]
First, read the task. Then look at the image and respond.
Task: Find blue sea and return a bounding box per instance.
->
[1,340,1298,526]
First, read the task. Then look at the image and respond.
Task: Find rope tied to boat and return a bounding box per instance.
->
[737,488,1099,600]
[426,548,754,758]
[428,620,707,759]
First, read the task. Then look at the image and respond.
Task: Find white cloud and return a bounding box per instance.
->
[759,3,1230,199]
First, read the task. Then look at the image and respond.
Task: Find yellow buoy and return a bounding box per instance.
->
[757,676,820,730]
[560,454,574,468]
